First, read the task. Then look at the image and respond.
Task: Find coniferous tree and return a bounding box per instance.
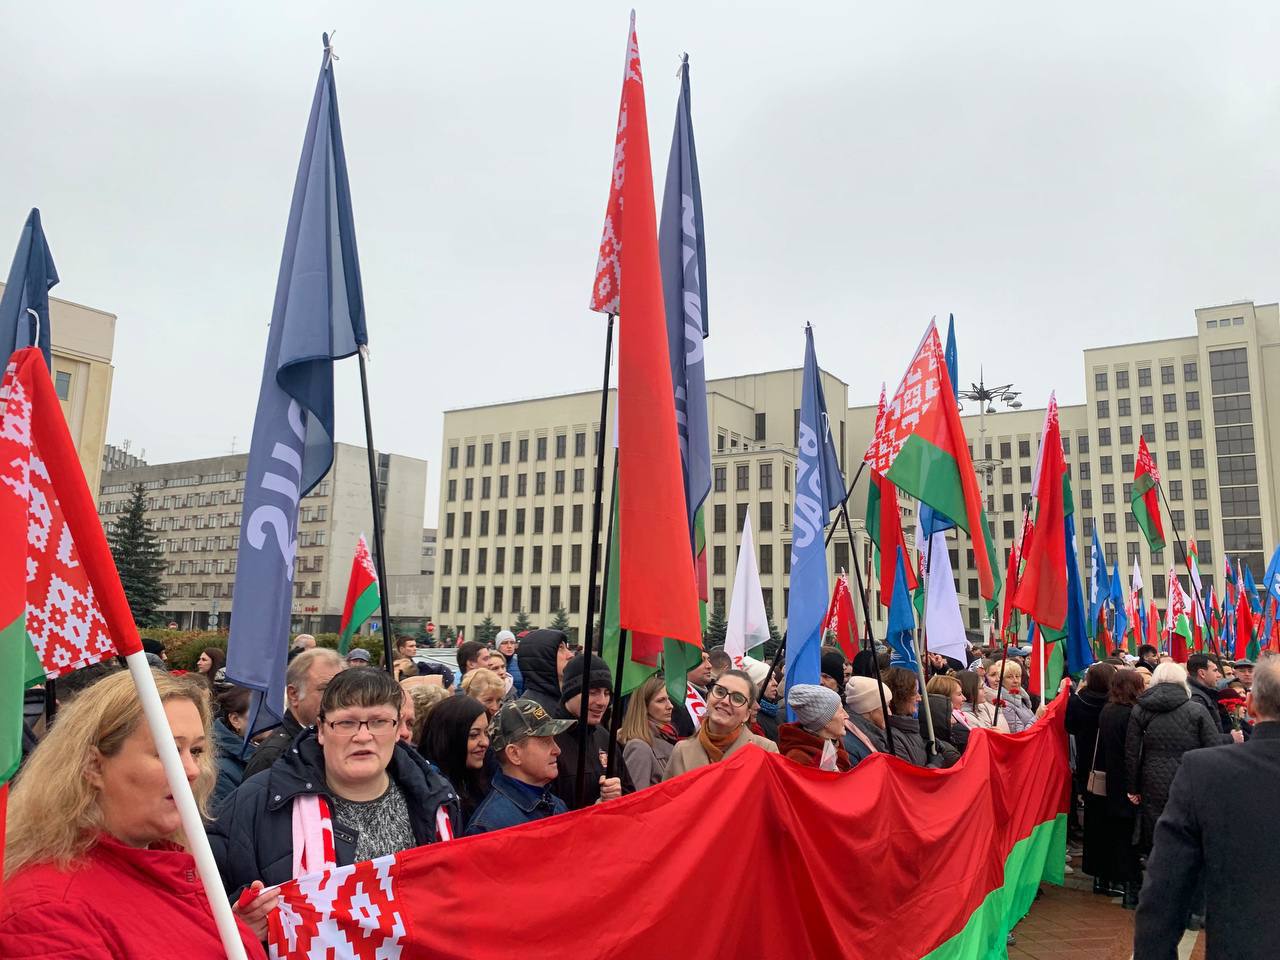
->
[512,610,533,634]
[476,615,499,644]
[703,604,728,648]
[107,483,167,627]
[549,606,571,633]
[764,619,783,660]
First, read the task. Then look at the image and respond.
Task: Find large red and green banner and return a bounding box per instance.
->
[1131,436,1165,552]
[268,693,1070,959]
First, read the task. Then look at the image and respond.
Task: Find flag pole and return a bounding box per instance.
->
[576,313,616,808]
[125,652,249,959]
[915,527,939,756]
[834,483,896,755]
[600,456,627,778]
[357,347,395,671]
[1155,481,1218,659]
[993,507,1035,728]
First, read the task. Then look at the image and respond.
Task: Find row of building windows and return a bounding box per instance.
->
[1095,362,1198,392]
[448,432,598,471]
[446,469,592,502]
[1096,392,1202,419]
[443,503,587,539]
[442,542,588,577]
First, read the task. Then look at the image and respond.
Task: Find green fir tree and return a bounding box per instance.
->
[512,610,533,634]
[476,615,499,644]
[549,606,571,633]
[703,604,728,648]
[764,619,783,660]
[107,483,168,627]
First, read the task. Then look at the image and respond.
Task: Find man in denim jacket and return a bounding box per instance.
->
[465,699,575,835]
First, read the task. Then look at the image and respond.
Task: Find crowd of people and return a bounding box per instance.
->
[2,625,1276,956]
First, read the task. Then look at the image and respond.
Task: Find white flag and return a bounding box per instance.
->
[725,511,770,668]
[1131,557,1144,594]
[916,511,969,666]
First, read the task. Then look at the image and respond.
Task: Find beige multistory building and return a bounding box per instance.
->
[98,443,430,634]
[849,299,1280,642]
[0,281,118,499]
[434,369,853,640]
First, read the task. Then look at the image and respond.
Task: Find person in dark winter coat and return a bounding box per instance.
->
[1187,653,1230,734]
[1085,668,1145,907]
[1124,663,1230,852]
[241,648,346,781]
[551,654,633,809]
[843,676,890,762]
[1067,662,1116,885]
[917,693,962,766]
[210,669,460,898]
[1134,655,1280,960]
[882,667,944,767]
[514,629,571,715]
[210,686,256,816]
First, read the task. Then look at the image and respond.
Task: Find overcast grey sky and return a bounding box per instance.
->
[5,2,1279,522]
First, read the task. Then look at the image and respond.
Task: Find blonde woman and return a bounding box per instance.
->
[460,667,506,718]
[618,675,678,788]
[957,670,1010,733]
[0,670,270,956]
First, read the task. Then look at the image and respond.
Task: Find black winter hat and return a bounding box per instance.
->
[559,653,613,705]
[821,649,847,683]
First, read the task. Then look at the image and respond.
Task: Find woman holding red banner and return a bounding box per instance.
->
[0,670,269,957]
[665,670,778,779]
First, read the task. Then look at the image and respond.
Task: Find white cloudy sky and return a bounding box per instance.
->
[5,2,1279,522]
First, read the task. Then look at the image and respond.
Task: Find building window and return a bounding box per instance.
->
[1096,399,1109,419]
[572,503,583,532]
[459,549,470,575]
[534,507,544,534]
[1162,394,1177,413]
[1141,423,1154,442]
[517,474,528,497]
[1018,440,1031,458]
[1002,493,1014,512]
[1078,434,1090,453]
[500,440,511,464]
[447,479,457,502]
[714,466,726,493]
[493,586,504,613]
[462,513,473,537]
[481,476,491,499]
[554,471,565,495]
[555,434,567,459]
[1140,396,1153,415]
[1121,454,1134,474]
[1101,484,1115,505]
[1119,425,1132,445]
[482,442,493,466]
[536,436,548,461]
[1019,466,1031,483]
[479,511,490,536]
[1117,398,1131,417]
[759,544,773,574]
[465,444,475,468]
[713,545,726,576]
[736,464,750,491]
[1003,519,1015,539]
[495,547,505,574]
[1152,575,1165,599]
[551,545,562,573]
[1001,466,1013,485]
[1116,369,1130,389]
[442,549,453,575]
[448,446,458,469]
[530,586,541,613]
[570,585,581,613]
[1100,456,1112,475]
[759,462,773,490]
[1095,371,1108,391]
[1195,509,1210,531]
[1138,368,1152,388]
[514,546,524,573]
[753,412,767,441]
[1169,480,1182,501]
[1125,513,1138,533]
[571,543,582,572]
[533,473,544,496]
[784,465,792,492]
[999,441,1012,459]
[759,501,773,531]
[1103,513,1116,533]
[1187,420,1201,440]
[511,586,522,612]
[574,432,586,457]
[573,469,584,493]
[1169,509,1184,529]
[1192,479,1207,500]
[1080,489,1092,509]
[1190,449,1205,469]
[499,475,509,498]
[445,514,455,537]
[714,503,726,533]
[1160,364,1174,385]
[515,508,526,535]
[477,547,488,574]
[440,587,450,613]
[519,438,529,462]
[1165,422,1179,441]
[532,545,543,573]
[1098,427,1112,446]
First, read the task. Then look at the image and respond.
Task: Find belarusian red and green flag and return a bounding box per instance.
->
[1013,395,1067,632]
[1,348,138,901]
[338,534,380,654]
[1166,567,1193,662]
[865,322,1001,604]
[1131,436,1165,552]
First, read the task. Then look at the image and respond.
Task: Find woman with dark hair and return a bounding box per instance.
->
[196,646,226,680]
[1089,668,1146,908]
[1067,661,1117,890]
[850,649,879,679]
[956,669,1009,732]
[419,695,491,825]
[210,685,255,814]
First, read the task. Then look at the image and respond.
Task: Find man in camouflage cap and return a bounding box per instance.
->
[465,699,576,836]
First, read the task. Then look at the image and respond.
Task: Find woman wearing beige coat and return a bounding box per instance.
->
[665,669,778,780]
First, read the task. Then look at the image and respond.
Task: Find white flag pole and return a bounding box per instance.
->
[124,653,248,960]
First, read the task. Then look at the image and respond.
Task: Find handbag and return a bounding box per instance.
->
[1085,733,1106,797]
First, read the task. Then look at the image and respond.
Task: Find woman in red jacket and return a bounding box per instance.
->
[0,669,269,958]
[778,684,853,772]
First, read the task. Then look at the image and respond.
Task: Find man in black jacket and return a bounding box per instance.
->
[1187,653,1230,734]
[1134,655,1280,959]
[552,654,633,809]
[242,647,347,780]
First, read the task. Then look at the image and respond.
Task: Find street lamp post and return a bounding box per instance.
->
[956,370,1021,641]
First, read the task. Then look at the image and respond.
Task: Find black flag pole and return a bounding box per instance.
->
[576,314,616,808]
[357,347,395,672]
[600,457,626,779]
[993,507,1034,728]
[1155,481,1218,659]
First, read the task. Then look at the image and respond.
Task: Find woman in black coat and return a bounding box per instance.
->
[1124,664,1229,854]
[1087,669,1145,907]
[1066,662,1116,889]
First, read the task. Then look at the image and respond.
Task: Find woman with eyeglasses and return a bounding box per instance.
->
[210,667,462,900]
[664,669,779,780]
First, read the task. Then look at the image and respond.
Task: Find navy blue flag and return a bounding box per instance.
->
[228,35,367,735]
[784,326,846,709]
[0,209,58,368]
[1109,558,1128,645]
[659,53,711,545]
[885,548,918,669]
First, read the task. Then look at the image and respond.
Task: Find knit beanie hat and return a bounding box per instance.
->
[739,656,771,691]
[559,653,613,706]
[787,684,841,734]
[820,650,847,684]
[845,676,891,715]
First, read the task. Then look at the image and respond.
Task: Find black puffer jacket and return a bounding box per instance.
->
[1188,679,1229,734]
[517,629,565,714]
[1124,682,1227,848]
[1065,688,1109,788]
[209,729,460,898]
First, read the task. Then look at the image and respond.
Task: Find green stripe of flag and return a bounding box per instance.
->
[338,582,380,654]
[2,615,43,787]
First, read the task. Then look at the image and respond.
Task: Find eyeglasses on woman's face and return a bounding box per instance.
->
[709,683,749,708]
[323,715,399,736]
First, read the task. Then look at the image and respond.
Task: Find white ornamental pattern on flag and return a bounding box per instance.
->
[269,853,405,960]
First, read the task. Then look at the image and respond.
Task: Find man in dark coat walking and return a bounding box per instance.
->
[1134,656,1280,959]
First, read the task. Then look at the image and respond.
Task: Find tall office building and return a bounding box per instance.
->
[848,300,1280,640]
[434,368,852,640]
[98,443,430,634]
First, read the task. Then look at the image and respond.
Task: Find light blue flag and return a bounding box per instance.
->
[885,548,918,670]
[944,313,959,392]
[659,54,711,547]
[0,209,58,369]
[784,326,846,711]
[228,35,368,736]
[1243,561,1263,615]
[1064,516,1094,675]
[1261,546,1280,644]
[1109,558,1128,646]
[1088,528,1109,638]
